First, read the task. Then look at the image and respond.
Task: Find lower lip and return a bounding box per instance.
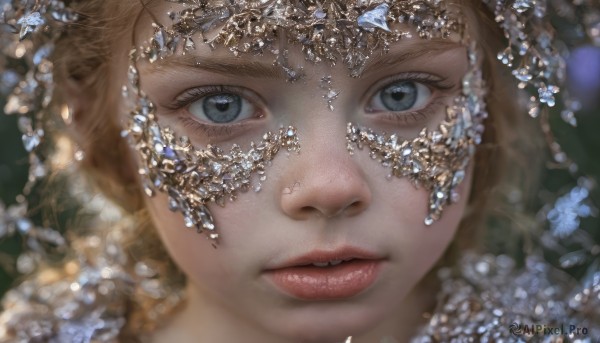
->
[265,260,382,300]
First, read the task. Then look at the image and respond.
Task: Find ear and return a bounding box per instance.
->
[61,75,95,124]
[60,75,143,211]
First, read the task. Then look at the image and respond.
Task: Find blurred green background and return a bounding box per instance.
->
[0,105,29,296]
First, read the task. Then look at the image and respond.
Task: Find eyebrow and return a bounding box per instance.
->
[147,39,463,79]
[148,55,287,79]
[361,40,463,74]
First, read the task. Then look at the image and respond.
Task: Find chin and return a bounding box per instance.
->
[267,305,385,343]
[281,325,357,343]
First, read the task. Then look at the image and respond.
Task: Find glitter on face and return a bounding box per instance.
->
[124,63,300,244]
[320,76,340,111]
[122,0,468,240]
[346,47,487,225]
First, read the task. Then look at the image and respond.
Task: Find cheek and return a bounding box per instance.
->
[142,189,279,296]
[143,193,241,288]
[371,163,472,296]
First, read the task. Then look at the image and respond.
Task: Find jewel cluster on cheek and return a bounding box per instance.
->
[346,48,487,225]
[123,64,300,244]
[141,0,462,79]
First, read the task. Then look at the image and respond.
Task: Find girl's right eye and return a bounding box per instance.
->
[186,89,258,124]
[166,86,266,139]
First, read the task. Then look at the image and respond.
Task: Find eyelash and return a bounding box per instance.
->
[380,97,449,125]
[170,85,261,138]
[169,86,244,109]
[178,115,249,138]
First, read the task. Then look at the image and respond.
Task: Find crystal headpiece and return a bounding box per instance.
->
[137,0,462,78]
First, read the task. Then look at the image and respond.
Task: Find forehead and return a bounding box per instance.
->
[133,0,466,78]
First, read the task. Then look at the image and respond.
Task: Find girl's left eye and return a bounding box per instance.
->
[187,91,256,124]
[368,80,432,113]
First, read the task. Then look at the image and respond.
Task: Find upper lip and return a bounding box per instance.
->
[265,246,384,270]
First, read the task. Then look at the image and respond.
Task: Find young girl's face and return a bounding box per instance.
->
[126,3,475,341]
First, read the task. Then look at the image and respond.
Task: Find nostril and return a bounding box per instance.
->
[344,199,368,216]
[299,206,317,216]
[299,198,366,219]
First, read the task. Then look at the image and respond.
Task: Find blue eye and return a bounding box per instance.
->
[370,80,432,113]
[188,91,255,124]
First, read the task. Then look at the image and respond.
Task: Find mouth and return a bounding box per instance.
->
[263,247,385,300]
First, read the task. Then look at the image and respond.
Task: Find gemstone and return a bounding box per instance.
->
[18,116,32,132]
[5,94,27,115]
[164,147,177,160]
[313,9,326,19]
[424,216,434,226]
[211,162,223,174]
[184,215,194,228]
[134,262,157,278]
[17,253,36,274]
[16,218,33,234]
[22,133,41,152]
[144,184,155,197]
[451,191,460,203]
[512,0,533,13]
[357,4,391,32]
[452,170,465,186]
[17,12,45,39]
[168,197,179,211]
[199,206,215,231]
[241,160,252,170]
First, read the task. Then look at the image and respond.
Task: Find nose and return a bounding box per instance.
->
[278,127,372,220]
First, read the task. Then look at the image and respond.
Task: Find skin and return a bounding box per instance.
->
[114,3,476,342]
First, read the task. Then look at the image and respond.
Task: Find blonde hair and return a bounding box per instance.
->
[46,0,545,336]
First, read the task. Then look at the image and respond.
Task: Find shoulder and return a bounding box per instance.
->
[412,252,600,342]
